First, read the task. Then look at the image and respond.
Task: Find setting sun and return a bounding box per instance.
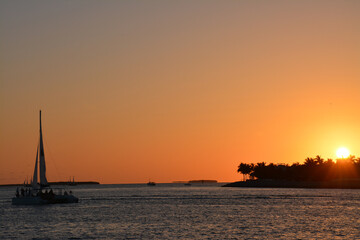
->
[336,147,350,158]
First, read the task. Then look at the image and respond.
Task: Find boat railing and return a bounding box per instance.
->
[15,186,74,198]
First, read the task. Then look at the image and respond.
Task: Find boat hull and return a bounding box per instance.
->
[12,195,79,205]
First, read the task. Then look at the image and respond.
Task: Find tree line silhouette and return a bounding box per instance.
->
[238,155,360,182]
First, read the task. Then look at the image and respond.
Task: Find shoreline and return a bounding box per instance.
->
[0,181,100,187]
[222,179,360,189]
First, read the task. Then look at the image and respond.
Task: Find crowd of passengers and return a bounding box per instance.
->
[15,187,72,198]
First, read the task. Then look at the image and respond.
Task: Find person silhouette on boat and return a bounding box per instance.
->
[16,187,19,198]
[38,190,42,197]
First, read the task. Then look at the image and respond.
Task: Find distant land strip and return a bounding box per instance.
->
[222,179,360,189]
[172,180,218,183]
[0,181,100,187]
[189,180,217,183]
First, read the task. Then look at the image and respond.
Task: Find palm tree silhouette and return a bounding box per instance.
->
[237,163,254,181]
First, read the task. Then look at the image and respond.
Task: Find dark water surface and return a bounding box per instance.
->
[1,184,359,239]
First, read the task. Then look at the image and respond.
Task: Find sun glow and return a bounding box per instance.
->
[336,147,350,158]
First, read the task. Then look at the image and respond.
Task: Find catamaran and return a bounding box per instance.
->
[12,111,78,205]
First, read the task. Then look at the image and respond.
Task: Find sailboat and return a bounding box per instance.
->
[12,111,79,205]
[68,176,77,186]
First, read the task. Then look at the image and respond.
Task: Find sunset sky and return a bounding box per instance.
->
[1,0,359,184]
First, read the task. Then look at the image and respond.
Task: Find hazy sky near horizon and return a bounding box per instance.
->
[1,0,359,184]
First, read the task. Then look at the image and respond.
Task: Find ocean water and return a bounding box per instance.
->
[0,183,359,239]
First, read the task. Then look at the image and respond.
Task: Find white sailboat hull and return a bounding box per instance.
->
[12,196,47,205]
[12,194,79,205]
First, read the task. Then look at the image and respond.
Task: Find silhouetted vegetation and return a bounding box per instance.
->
[237,155,360,181]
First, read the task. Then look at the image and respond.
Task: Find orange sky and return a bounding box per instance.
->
[1,1,359,184]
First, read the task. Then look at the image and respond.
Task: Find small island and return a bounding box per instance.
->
[223,155,360,189]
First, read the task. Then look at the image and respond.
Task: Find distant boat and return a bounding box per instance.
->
[184,183,191,186]
[68,176,77,186]
[12,111,79,205]
[23,177,30,187]
[147,181,156,186]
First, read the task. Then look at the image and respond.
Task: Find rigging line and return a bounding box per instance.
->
[30,141,37,174]
[29,138,40,184]
[42,135,62,182]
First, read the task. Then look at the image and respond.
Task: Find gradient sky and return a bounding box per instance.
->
[1,0,359,184]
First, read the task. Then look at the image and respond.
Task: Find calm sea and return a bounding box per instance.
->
[0,183,359,239]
